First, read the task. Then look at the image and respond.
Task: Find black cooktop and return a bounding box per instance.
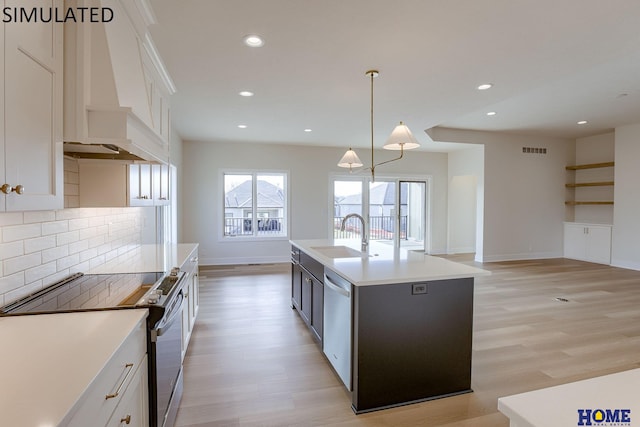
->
[0,272,164,315]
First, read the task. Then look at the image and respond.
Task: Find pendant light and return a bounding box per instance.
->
[337,70,420,181]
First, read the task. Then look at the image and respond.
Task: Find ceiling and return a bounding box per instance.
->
[148,0,640,152]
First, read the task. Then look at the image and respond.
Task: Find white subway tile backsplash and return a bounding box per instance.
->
[3,253,41,276]
[0,212,24,226]
[68,218,90,231]
[2,223,42,243]
[68,239,89,255]
[23,211,56,224]
[56,230,80,246]
[42,245,69,264]
[25,262,57,284]
[24,236,57,254]
[0,207,144,306]
[57,253,80,271]
[0,241,24,260]
[42,220,69,236]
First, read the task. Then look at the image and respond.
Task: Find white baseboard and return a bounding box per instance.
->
[447,246,476,254]
[479,251,563,263]
[610,259,640,272]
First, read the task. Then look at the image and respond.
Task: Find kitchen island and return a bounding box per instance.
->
[290,239,489,414]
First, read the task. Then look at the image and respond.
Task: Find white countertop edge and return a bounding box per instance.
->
[497,368,640,427]
[0,309,149,427]
[291,239,489,286]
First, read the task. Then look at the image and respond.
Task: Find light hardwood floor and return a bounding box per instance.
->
[175,257,640,426]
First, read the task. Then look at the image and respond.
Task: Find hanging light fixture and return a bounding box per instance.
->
[337,69,420,181]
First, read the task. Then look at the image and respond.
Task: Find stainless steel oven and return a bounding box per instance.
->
[0,268,188,427]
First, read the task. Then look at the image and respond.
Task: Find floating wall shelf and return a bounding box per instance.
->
[565,201,614,206]
[565,162,614,170]
[565,181,614,188]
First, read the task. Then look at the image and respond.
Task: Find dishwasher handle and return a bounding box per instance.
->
[324,275,351,298]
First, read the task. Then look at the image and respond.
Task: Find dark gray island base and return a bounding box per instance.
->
[352,278,474,413]
[290,240,486,414]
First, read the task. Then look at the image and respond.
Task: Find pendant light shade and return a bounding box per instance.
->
[336,70,419,180]
[383,121,420,150]
[337,148,363,170]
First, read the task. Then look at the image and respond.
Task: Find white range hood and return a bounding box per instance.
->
[64,0,175,163]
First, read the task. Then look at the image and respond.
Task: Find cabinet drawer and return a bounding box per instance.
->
[67,319,147,427]
[300,251,324,282]
[106,356,149,427]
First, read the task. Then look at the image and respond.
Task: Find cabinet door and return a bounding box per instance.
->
[181,293,190,361]
[152,164,170,205]
[129,164,153,206]
[301,271,312,324]
[311,279,324,341]
[3,0,63,211]
[585,226,612,264]
[563,223,587,261]
[188,267,199,330]
[291,263,302,310]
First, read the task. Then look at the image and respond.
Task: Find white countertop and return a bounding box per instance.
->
[88,243,198,274]
[291,239,489,286]
[0,309,148,427]
[498,369,640,427]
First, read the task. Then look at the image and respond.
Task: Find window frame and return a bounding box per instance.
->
[221,169,290,242]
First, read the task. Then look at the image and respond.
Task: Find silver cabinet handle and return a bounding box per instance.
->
[105,363,134,400]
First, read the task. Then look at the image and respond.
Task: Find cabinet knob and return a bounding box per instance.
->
[1,184,24,194]
[120,415,131,425]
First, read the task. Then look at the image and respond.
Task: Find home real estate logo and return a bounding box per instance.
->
[578,408,631,426]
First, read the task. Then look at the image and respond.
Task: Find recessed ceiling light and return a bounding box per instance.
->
[477,83,493,90]
[577,120,588,125]
[487,111,497,116]
[238,124,247,129]
[243,35,264,47]
[304,129,312,132]
[239,91,254,97]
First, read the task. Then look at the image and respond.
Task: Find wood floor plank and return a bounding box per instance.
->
[176,257,640,426]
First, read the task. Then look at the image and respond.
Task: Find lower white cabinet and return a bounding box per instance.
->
[181,248,199,361]
[563,222,612,265]
[67,318,148,427]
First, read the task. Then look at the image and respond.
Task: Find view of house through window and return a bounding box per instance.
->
[223,172,287,238]
[333,177,428,251]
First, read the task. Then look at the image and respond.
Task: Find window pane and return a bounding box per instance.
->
[368,181,396,242]
[256,174,285,236]
[334,180,363,239]
[224,174,253,236]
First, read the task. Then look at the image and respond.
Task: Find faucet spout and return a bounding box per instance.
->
[340,213,368,252]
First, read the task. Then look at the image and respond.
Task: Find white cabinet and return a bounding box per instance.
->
[67,316,148,427]
[564,222,612,265]
[77,160,170,207]
[181,248,199,361]
[1,0,63,211]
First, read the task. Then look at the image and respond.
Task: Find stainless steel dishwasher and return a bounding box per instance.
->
[323,267,352,389]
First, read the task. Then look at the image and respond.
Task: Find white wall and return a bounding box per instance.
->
[447,145,484,254]
[571,132,615,224]
[428,128,573,262]
[611,123,640,270]
[182,140,449,265]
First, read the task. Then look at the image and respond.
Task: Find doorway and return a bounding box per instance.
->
[332,176,429,252]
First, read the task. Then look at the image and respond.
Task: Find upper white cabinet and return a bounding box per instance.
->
[563,222,612,265]
[64,0,175,163]
[1,0,64,211]
[78,160,170,207]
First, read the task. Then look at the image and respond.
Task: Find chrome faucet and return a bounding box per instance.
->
[340,213,368,252]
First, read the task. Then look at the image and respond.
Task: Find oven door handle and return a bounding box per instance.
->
[155,291,184,337]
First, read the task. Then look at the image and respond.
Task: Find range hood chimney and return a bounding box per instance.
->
[64,0,175,163]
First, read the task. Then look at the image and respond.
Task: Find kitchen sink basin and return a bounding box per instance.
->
[311,245,366,258]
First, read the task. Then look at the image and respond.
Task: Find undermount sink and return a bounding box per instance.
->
[311,245,365,258]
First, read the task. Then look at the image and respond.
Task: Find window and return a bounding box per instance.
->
[223,172,288,238]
